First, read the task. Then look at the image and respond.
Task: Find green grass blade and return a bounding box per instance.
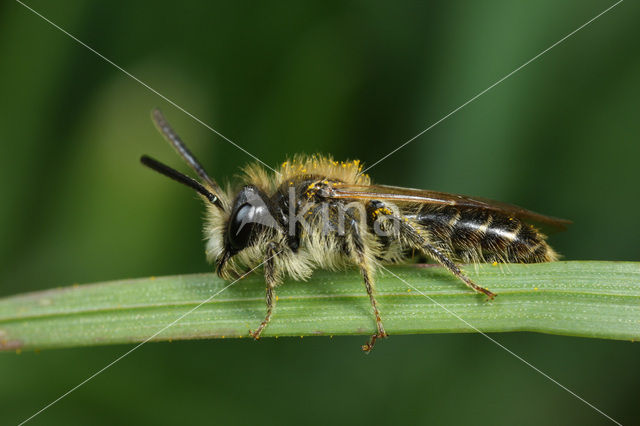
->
[0,261,638,351]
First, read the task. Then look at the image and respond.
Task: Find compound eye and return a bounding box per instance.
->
[227,203,256,251]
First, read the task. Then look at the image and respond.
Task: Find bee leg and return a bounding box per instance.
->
[419,241,496,300]
[249,242,279,340]
[360,266,387,353]
[345,215,387,352]
[248,283,276,340]
[397,220,496,299]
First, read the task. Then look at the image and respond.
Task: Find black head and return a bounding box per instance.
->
[226,185,279,253]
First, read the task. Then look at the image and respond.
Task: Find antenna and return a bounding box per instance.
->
[151,108,222,193]
[140,155,222,209]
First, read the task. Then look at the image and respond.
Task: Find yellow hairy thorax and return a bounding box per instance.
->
[239,154,371,193]
[277,154,370,186]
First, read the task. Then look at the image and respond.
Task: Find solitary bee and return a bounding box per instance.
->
[141,109,570,351]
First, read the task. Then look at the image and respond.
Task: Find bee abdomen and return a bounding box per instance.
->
[416,206,556,263]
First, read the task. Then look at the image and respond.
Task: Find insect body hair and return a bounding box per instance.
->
[205,154,376,280]
[204,154,559,284]
[143,119,566,350]
[142,110,568,351]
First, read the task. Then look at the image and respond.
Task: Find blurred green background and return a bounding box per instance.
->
[1,0,639,424]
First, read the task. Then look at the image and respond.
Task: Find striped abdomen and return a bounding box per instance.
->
[415,206,557,263]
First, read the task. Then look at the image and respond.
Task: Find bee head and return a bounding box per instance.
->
[225,186,269,250]
[205,185,278,279]
[141,109,283,279]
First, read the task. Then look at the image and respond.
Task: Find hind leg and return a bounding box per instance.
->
[372,203,495,299]
[416,239,496,299]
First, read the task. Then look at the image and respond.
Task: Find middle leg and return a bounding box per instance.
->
[360,264,387,352]
[344,212,388,352]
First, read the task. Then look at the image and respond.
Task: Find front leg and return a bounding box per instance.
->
[249,242,280,339]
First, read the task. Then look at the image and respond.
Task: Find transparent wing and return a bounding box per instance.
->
[327,184,571,231]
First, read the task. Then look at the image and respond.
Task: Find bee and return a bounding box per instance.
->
[141,109,570,352]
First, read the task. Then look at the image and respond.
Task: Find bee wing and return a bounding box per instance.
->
[327,183,571,231]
